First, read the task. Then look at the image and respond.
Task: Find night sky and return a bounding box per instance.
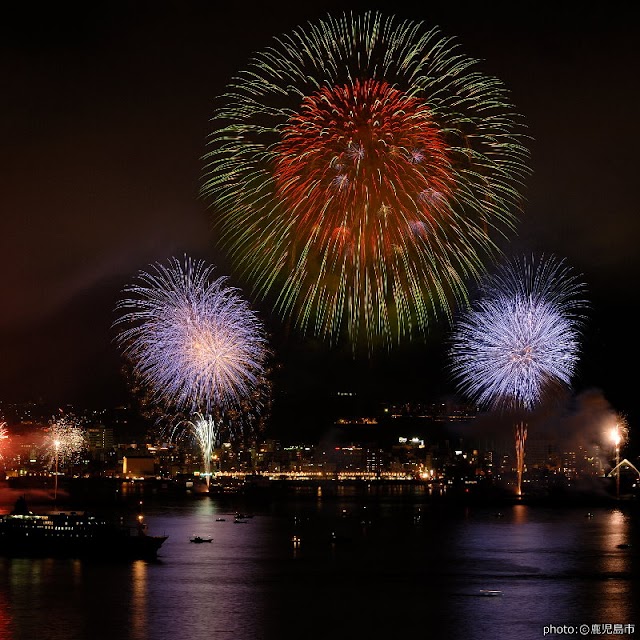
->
[1,2,638,442]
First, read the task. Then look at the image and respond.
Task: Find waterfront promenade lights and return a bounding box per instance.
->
[53,439,61,502]
[610,426,621,500]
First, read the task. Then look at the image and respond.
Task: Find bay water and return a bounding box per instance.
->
[1,486,638,640]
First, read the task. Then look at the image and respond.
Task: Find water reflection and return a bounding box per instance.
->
[589,509,635,626]
[0,589,13,640]
[0,496,637,640]
[143,500,268,640]
[443,504,640,640]
[131,561,148,640]
[5,558,85,640]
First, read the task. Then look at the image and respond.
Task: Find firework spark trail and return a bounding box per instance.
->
[201,11,530,349]
[0,422,7,460]
[114,256,269,418]
[515,421,527,497]
[449,254,587,494]
[174,413,219,486]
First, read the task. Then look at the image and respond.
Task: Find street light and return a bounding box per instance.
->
[53,439,60,502]
[610,425,621,500]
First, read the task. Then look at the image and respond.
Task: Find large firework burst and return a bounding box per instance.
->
[114,256,269,418]
[449,254,587,411]
[449,254,587,495]
[201,11,530,349]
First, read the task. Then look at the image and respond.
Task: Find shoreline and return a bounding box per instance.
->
[0,476,635,512]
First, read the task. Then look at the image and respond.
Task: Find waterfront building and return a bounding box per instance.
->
[122,451,156,479]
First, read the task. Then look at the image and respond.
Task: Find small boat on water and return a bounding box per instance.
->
[0,496,168,560]
[190,536,213,543]
[479,590,503,597]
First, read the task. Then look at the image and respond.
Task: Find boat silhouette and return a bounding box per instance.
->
[0,496,168,560]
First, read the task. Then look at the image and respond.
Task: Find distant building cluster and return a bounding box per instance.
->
[0,399,632,499]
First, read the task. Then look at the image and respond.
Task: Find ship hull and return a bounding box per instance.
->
[0,532,168,560]
[0,503,168,560]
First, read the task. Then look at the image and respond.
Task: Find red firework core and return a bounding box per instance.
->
[274,79,454,261]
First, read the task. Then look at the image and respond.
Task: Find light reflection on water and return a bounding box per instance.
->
[440,505,637,639]
[0,496,638,640]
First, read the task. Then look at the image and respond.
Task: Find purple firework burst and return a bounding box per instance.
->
[114,256,268,415]
[449,254,588,411]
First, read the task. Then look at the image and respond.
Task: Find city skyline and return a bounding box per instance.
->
[1,2,638,450]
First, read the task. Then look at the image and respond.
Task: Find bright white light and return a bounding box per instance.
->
[610,426,621,447]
